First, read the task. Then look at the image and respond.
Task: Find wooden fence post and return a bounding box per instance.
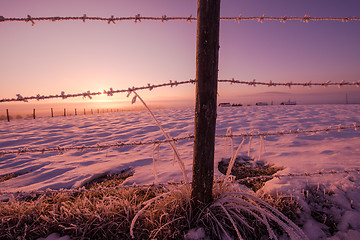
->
[191,0,221,205]
[75,108,77,116]
[6,109,10,122]
[51,108,54,117]
[33,108,36,119]
[64,108,66,117]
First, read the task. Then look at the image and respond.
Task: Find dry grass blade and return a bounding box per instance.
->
[216,202,244,240]
[132,91,189,183]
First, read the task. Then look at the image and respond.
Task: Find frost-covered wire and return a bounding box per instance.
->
[0,80,196,103]
[217,123,360,138]
[236,168,360,184]
[0,123,358,157]
[1,14,360,25]
[0,136,194,157]
[2,79,360,103]
[219,79,360,88]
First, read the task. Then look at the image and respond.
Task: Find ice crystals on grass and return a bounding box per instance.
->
[152,143,160,183]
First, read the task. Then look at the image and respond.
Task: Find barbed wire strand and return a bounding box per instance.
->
[236,168,360,184]
[0,123,358,157]
[0,136,193,157]
[217,123,359,138]
[1,168,358,197]
[1,15,360,25]
[1,79,360,103]
[0,80,196,103]
[219,79,360,88]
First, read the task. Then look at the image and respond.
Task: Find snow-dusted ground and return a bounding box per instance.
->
[1,104,360,239]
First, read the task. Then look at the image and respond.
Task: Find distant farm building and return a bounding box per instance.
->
[218,103,232,107]
[256,102,268,106]
[280,101,296,105]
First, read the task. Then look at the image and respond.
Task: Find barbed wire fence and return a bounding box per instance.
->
[1,14,360,25]
[1,14,360,195]
[0,122,358,157]
[1,79,359,103]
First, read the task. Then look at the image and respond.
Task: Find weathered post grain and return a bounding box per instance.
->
[191,0,221,205]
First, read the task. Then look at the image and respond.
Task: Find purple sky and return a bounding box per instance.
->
[1,0,360,107]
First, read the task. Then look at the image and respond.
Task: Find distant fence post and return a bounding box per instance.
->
[84,108,86,115]
[75,108,77,116]
[51,108,54,117]
[33,108,36,119]
[191,0,221,205]
[64,108,66,116]
[6,109,10,122]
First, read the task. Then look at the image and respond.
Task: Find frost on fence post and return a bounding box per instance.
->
[191,0,221,206]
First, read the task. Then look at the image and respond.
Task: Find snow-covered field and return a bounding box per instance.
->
[1,104,360,239]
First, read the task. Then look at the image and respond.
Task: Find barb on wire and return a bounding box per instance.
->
[236,168,360,184]
[0,123,358,157]
[1,15,360,25]
[0,79,196,103]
